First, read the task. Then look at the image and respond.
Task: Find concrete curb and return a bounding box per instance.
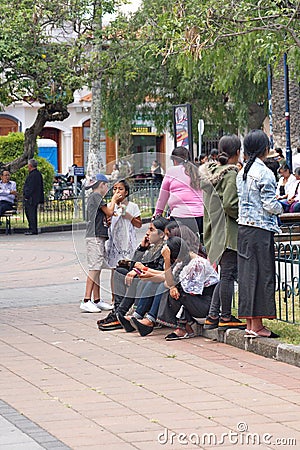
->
[1,217,152,234]
[196,325,300,368]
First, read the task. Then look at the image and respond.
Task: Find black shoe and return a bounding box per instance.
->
[130,317,154,337]
[97,320,122,331]
[268,331,279,338]
[97,311,116,326]
[218,315,247,330]
[203,316,219,330]
[117,312,135,332]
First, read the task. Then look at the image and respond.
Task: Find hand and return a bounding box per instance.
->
[112,192,123,203]
[161,245,171,259]
[140,235,150,248]
[134,262,145,271]
[125,270,137,286]
[170,286,180,300]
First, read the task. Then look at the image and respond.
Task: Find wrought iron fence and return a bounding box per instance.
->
[8,179,162,227]
[275,241,300,324]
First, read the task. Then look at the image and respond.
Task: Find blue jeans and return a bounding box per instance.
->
[133,282,167,323]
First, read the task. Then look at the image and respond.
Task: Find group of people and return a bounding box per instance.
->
[82,129,283,341]
[0,159,44,235]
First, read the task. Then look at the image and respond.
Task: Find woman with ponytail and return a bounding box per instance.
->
[236,129,282,338]
[154,146,204,236]
[200,134,246,330]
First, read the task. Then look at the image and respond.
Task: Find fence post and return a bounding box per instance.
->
[150,179,155,215]
[82,190,86,221]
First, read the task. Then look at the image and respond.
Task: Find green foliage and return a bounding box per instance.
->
[101,0,299,139]
[0,133,54,195]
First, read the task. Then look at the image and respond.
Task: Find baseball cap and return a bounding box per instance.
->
[84,173,109,190]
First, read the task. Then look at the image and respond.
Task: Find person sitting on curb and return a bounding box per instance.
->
[97,217,169,330]
[131,223,207,337]
[80,174,122,313]
[155,236,219,340]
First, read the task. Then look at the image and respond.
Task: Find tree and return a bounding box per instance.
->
[0,0,121,174]
[104,0,299,144]
[99,2,268,149]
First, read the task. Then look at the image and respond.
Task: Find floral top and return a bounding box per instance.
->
[106,201,141,268]
[173,256,219,295]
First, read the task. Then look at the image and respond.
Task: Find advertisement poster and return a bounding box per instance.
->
[173,103,193,159]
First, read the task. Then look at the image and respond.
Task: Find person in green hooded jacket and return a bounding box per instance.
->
[199,134,246,330]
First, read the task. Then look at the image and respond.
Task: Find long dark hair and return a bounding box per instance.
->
[166,236,191,266]
[243,130,270,181]
[165,222,207,258]
[171,146,200,190]
[152,216,169,235]
[218,134,241,166]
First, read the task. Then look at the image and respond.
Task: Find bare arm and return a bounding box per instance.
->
[101,192,121,217]
[161,246,175,288]
[124,212,142,228]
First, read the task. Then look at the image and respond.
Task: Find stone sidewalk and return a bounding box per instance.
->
[1,229,300,449]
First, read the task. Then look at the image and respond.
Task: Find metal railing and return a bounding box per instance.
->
[275,241,300,324]
[6,179,162,227]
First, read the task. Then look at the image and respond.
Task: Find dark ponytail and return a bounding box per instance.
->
[242,130,270,181]
[171,146,200,190]
[217,134,241,166]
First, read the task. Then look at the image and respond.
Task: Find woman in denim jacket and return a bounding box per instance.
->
[236,130,283,338]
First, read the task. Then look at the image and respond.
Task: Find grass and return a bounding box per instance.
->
[264,320,300,345]
[232,302,300,346]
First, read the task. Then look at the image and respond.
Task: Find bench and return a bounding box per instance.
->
[0,207,18,235]
[279,213,300,225]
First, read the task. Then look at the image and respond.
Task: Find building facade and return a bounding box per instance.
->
[0,89,174,176]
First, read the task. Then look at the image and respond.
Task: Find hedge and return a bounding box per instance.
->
[0,132,54,196]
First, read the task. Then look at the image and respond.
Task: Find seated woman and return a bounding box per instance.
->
[276,164,297,212]
[131,224,207,337]
[155,236,219,340]
[286,167,300,212]
[97,217,169,331]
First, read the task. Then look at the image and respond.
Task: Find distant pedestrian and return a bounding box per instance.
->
[151,160,164,183]
[237,129,282,338]
[209,148,218,162]
[0,170,17,216]
[23,159,44,235]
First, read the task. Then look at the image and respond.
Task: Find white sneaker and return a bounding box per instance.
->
[97,300,114,311]
[80,300,101,313]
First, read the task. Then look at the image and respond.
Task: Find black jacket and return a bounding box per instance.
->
[23,169,44,205]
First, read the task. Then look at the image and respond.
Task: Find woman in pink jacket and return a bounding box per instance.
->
[154,146,204,237]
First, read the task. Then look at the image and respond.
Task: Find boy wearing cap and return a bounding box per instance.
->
[81,173,122,313]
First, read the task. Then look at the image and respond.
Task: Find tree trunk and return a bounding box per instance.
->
[6,103,69,174]
[86,79,104,178]
[247,103,266,130]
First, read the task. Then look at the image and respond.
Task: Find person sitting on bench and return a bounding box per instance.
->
[0,170,17,217]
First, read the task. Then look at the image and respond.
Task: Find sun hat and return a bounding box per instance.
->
[266,149,280,159]
[84,173,109,190]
